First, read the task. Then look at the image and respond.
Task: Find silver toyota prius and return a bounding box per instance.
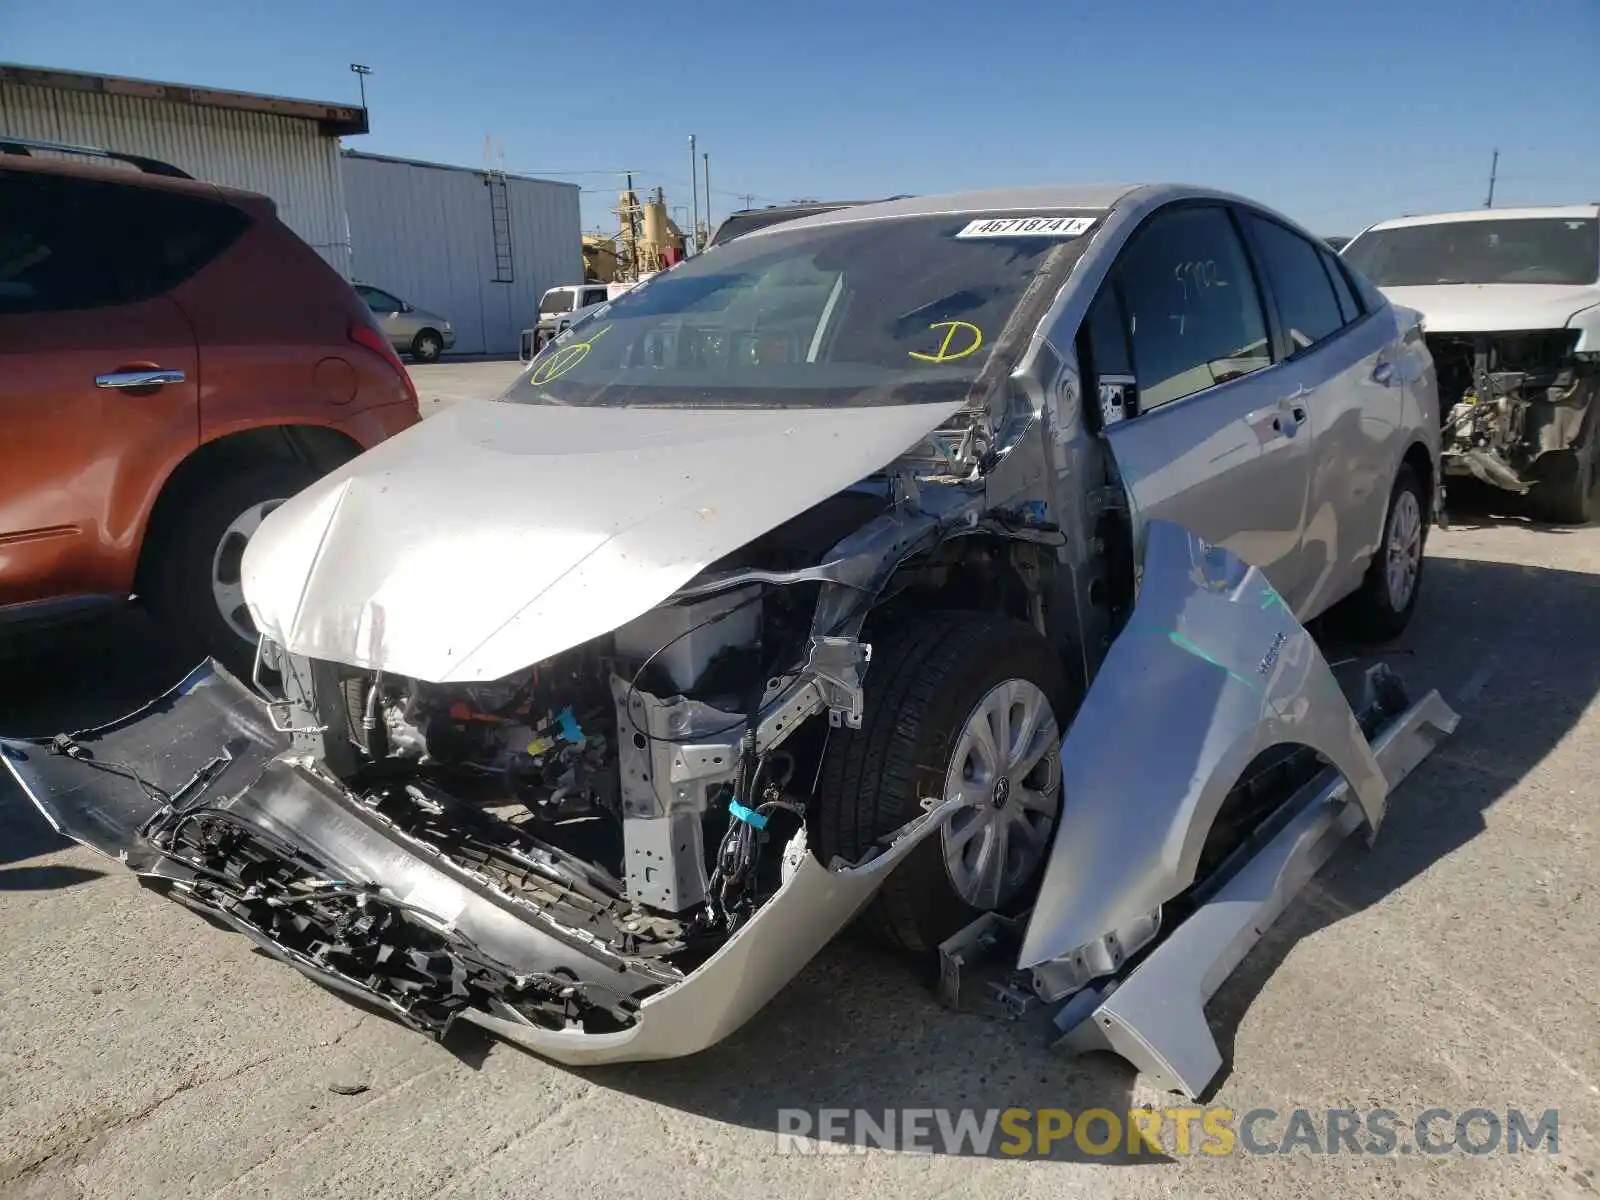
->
[6,184,1454,1097]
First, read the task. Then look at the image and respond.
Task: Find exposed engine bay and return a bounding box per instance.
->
[1427,329,1598,495]
[240,549,862,1032]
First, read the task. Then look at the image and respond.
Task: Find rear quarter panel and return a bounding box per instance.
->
[171,212,413,447]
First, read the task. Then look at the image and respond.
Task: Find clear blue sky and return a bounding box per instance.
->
[5,0,1598,237]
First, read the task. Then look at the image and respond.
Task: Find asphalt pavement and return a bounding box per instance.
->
[0,370,1595,1198]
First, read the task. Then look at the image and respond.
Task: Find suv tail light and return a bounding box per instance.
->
[348,322,420,411]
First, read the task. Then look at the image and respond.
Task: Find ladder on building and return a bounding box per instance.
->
[486,172,514,283]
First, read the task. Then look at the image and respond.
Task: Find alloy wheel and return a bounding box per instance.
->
[939,678,1061,909]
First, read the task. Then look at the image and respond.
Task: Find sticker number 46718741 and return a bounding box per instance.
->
[955,215,1097,239]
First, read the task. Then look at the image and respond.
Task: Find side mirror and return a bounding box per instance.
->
[401,301,414,313]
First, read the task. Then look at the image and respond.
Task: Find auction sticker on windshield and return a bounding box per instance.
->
[955,216,1097,239]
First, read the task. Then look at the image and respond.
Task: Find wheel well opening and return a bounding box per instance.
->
[137,425,361,591]
[874,535,1038,629]
[1402,442,1434,513]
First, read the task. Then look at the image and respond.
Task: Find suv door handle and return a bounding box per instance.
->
[96,369,186,389]
[1372,359,1395,386]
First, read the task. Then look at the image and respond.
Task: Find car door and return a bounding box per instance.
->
[1085,204,1317,612]
[1236,209,1403,616]
[0,169,201,609]
[357,286,410,348]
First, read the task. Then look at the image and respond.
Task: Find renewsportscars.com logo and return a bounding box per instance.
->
[774,1106,1561,1158]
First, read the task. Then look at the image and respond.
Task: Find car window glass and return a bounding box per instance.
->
[365,289,400,312]
[583,288,608,307]
[1342,217,1600,286]
[503,211,1096,410]
[540,289,574,314]
[1242,213,1344,354]
[1083,287,1132,378]
[1320,247,1360,322]
[1115,206,1270,409]
[0,173,246,314]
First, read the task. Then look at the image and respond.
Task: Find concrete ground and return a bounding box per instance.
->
[409,358,525,418]
[0,395,1596,1196]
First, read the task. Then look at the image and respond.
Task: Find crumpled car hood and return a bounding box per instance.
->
[242,396,965,683]
[1379,282,1600,333]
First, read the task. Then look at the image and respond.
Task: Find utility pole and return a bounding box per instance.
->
[702,152,712,248]
[688,135,699,255]
[740,192,756,211]
[1485,149,1499,208]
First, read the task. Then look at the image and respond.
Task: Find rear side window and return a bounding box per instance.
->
[1241,213,1344,354]
[0,172,248,314]
[1320,247,1361,322]
[583,288,609,307]
[1111,205,1271,409]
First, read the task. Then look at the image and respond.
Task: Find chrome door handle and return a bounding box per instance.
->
[96,369,186,389]
[1274,388,1308,431]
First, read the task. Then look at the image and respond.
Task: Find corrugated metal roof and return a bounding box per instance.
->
[343,149,577,192]
[0,81,353,276]
[0,63,366,135]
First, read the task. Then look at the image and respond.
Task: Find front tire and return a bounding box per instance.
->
[1529,444,1595,525]
[141,461,320,676]
[815,612,1072,953]
[1341,464,1427,641]
[411,329,443,363]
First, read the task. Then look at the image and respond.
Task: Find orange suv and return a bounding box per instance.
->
[0,138,419,671]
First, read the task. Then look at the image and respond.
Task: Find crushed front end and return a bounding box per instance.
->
[1428,328,1599,509]
[2,646,965,1060]
[2,466,994,1062]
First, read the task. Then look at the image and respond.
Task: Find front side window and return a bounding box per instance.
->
[0,173,247,314]
[359,287,401,313]
[502,211,1102,409]
[539,289,575,314]
[1343,217,1600,286]
[583,288,609,307]
[1242,213,1345,354]
[1111,206,1271,409]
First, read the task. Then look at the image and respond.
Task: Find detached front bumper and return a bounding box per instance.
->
[0,666,956,1064]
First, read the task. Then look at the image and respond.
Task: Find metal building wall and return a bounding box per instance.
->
[342,152,582,356]
[0,81,352,276]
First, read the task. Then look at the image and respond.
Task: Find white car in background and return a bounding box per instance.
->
[1342,205,1600,522]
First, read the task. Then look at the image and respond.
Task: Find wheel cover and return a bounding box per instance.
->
[419,335,439,357]
[939,678,1061,910]
[1385,489,1423,611]
[211,499,286,645]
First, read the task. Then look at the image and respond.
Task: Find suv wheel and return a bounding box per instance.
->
[142,462,319,676]
[815,612,1071,953]
[1340,464,1427,641]
[411,330,443,363]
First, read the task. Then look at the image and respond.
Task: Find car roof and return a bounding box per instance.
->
[0,148,270,207]
[736,183,1226,238]
[1363,203,1600,231]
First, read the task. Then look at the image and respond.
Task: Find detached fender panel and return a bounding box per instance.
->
[1017,521,1388,974]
